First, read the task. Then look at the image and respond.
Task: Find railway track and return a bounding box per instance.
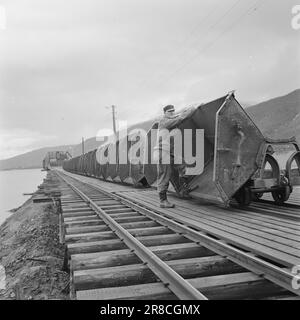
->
[52,170,300,300]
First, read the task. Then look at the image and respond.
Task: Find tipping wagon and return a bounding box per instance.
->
[143,92,300,206]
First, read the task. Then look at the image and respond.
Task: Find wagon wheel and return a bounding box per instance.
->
[102,173,107,181]
[252,192,263,201]
[119,175,125,184]
[261,154,280,180]
[285,151,300,185]
[234,186,252,207]
[253,153,281,202]
[271,185,291,204]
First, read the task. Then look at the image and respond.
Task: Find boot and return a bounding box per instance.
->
[159,192,175,208]
[178,179,192,199]
[160,200,175,208]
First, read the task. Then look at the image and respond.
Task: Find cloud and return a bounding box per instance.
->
[0,129,56,159]
[0,0,299,158]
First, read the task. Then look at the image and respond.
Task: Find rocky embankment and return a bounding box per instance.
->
[0,175,69,300]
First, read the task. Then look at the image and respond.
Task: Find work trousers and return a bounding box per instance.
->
[157,163,172,194]
[157,155,185,197]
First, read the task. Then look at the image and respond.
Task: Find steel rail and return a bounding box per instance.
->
[58,170,300,296]
[256,198,300,209]
[56,170,208,300]
[114,195,300,296]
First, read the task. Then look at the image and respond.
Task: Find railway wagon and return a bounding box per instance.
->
[43,150,71,170]
[63,92,300,207]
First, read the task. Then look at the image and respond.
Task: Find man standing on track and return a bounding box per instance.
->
[154,105,195,208]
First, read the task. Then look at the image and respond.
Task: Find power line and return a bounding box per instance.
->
[163,2,222,61]
[162,0,244,83]
[124,0,264,115]
[182,3,219,40]
[133,3,221,92]
[152,0,264,87]
[129,0,252,105]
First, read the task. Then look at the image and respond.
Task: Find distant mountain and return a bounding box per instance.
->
[247,89,300,142]
[0,145,72,170]
[0,138,105,170]
[1,89,299,170]
[0,120,155,170]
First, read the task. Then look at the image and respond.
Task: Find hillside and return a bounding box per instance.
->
[247,89,300,142]
[0,120,155,170]
[0,138,105,170]
[0,145,73,170]
[1,89,299,170]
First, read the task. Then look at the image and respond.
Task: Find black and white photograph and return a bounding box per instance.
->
[0,0,299,309]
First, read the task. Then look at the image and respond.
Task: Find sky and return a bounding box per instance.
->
[0,0,299,159]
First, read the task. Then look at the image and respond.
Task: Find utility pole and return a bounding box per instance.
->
[82,137,85,155]
[105,105,117,136]
[111,105,117,135]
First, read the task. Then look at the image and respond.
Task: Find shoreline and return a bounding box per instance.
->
[0,167,43,172]
[0,168,48,228]
[0,194,37,229]
[0,183,69,300]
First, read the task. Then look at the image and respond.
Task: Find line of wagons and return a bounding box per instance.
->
[43,151,71,170]
[63,92,300,207]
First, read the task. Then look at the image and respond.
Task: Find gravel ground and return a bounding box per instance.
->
[0,196,69,300]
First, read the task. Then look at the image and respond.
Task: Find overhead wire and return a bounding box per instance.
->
[133,1,222,93]
[124,0,264,115]
[132,0,245,97]
[159,0,264,83]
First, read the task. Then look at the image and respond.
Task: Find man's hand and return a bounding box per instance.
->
[181,106,196,117]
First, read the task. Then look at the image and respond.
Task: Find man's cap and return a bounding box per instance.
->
[163,105,175,112]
